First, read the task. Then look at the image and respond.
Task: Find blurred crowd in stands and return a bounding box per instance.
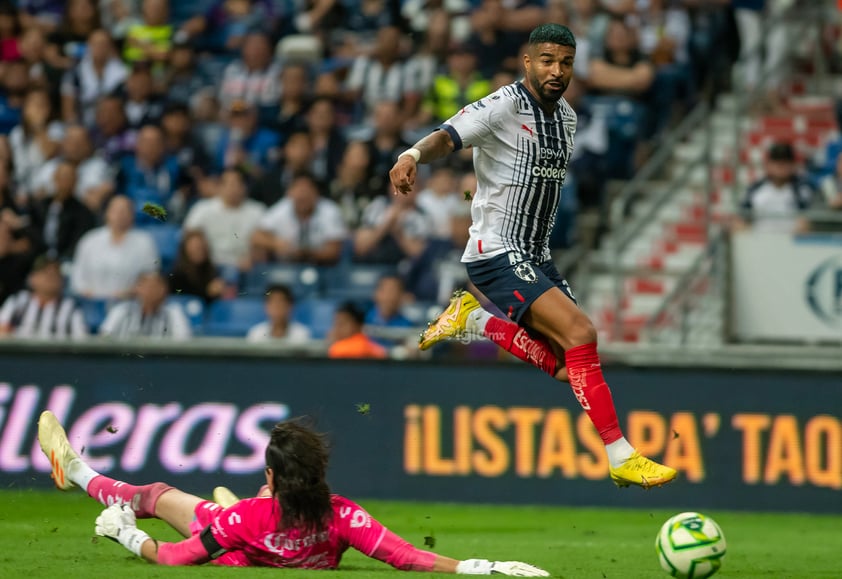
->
[0,0,837,353]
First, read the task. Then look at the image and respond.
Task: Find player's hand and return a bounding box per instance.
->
[490,561,550,576]
[95,504,151,557]
[389,155,417,195]
[457,559,550,576]
[95,503,137,540]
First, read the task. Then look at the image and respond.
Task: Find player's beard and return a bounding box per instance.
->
[528,71,567,104]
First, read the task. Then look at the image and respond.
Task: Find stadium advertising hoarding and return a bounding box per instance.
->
[0,353,840,513]
[731,230,842,342]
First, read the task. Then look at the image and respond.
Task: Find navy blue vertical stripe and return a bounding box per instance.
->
[502,84,535,254]
[495,83,576,261]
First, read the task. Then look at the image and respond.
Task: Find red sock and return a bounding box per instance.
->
[86,475,173,518]
[565,343,623,444]
[485,317,558,377]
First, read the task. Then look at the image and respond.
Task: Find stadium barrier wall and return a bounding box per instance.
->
[1,350,841,513]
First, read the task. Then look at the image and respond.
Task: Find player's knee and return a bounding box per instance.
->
[566,315,597,347]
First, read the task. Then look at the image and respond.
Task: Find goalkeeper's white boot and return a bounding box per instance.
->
[38,410,79,491]
[213,486,240,508]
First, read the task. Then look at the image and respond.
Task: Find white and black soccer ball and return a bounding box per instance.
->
[655,512,726,579]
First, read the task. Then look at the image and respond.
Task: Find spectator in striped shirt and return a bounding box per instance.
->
[0,255,87,339]
[344,26,419,122]
[99,271,192,340]
[217,31,281,116]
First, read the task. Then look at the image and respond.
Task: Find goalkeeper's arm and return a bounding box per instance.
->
[343,501,549,576]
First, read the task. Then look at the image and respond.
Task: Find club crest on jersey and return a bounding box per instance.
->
[514,262,538,284]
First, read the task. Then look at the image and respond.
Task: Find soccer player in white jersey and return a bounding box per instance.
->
[389,23,676,489]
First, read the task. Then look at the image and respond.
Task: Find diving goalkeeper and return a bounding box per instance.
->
[38,411,548,576]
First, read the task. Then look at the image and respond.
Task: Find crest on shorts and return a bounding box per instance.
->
[514,262,538,284]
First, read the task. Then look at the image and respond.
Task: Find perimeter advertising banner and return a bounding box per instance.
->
[1,353,841,513]
[731,230,842,342]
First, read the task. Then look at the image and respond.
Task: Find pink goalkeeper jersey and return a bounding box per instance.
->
[181,494,437,570]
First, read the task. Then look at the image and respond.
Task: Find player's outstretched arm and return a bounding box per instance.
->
[342,500,548,576]
[389,129,455,195]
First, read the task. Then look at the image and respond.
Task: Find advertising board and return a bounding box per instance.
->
[2,353,840,512]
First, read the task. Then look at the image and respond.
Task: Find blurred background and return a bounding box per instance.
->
[0,0,841,512]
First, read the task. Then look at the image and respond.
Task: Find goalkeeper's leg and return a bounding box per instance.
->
[38,411,200,536]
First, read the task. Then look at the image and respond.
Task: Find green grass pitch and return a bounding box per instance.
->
[2,490,839,578]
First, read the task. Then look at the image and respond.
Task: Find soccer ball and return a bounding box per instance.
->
[655,512,726,579]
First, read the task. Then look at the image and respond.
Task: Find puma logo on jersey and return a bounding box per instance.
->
[521,124,534,137]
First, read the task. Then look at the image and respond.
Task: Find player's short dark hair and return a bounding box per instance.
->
[337,301,365,326]
[265,283,294,303]
[529,23,576,49]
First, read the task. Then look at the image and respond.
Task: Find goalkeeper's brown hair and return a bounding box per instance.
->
[265,418,332,533]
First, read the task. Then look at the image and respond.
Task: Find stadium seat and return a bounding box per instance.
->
[76,298,109,334]
[167,295,206,333]
[292,298,338,340]
[244,264,321,300]
[204,298,265,337]
[141,224,181,273]
[323,264,397,305]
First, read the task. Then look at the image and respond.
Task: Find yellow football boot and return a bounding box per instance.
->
[609,451,678,489]
[418,290,482,350]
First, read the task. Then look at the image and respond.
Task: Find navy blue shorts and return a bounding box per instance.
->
[466,252,577,324]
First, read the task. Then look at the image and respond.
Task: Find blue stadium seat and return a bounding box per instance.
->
[76,298,109,334]
[323,264,397,305]
[167,295,206,333]
[244,264,321,300]
[204,298,265,337]
[141,224,181,273]
[292,298,338,340]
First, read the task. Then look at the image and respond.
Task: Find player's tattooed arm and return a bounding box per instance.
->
[390,130,455,194]
[413,129,455,164]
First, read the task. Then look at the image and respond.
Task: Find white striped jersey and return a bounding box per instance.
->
[440,81,576,263]
[0,290,87,339]
[99,301,192,340]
